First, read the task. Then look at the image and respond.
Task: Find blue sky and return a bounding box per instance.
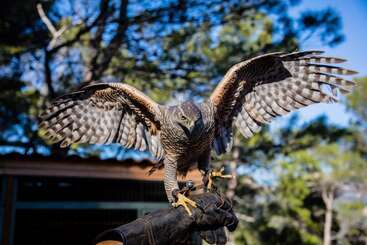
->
[272,0,367,129]
[250,0,367,184]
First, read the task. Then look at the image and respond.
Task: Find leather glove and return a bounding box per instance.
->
[199,227,227,245]
[192,192,238,244]
[94,191,238,245]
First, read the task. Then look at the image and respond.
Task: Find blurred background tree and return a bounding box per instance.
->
[0,0,345,155]
[0,0,365,244]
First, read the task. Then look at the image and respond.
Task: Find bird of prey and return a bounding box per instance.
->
[39,50,357,214]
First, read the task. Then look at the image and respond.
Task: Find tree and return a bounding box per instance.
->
[335,201,367,244]
[279,143,366,245]
[0,0,344,157]
[226,110,366,245]
[346,77,367,128]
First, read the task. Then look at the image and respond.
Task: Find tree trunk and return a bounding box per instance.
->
[84,0,128,84]
[225,137,240,245]
[226,137,240,201]
[226,153,238,201]
[44,48,55,98]
[322,188,334,245]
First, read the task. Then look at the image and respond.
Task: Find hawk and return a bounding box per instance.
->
[39,50,357,214]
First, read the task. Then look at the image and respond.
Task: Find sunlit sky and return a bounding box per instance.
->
[249,0,367,184]
[272,0,367,129]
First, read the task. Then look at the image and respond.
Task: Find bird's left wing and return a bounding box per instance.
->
[209,51,357,154]
[39,83,165,160]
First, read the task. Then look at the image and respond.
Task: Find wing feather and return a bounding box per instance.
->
[39,83,165,160]
[210,51,357,154]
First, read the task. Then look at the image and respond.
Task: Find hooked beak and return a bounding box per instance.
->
[178,120,202,137]
[178,122,192,137]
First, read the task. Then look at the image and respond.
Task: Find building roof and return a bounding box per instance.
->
[0,153,202,183]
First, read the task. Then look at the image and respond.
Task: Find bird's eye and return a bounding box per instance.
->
[181,115,187,121]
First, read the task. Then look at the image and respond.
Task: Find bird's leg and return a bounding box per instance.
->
[198,152,211,190]
[164,159,197,216]
[198,153,233,190]
[172,190,197,216]
[207,167,234,190]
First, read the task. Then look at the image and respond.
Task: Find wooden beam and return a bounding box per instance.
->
[16,201,169,210]
[0,160,201,184]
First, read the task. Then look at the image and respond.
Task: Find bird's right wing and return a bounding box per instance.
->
[39,83,165,160]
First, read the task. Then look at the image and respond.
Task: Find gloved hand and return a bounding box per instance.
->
[192,192,238,244]
[94,191,238,245]
[199,227,227,245]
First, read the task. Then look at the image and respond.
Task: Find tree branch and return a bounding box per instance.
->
[235,212,255,223]
[37,3,57,36]
[37,3,68,50]
[48,4,110,55]
[84,0,129,84]
[44,48,54,98]
[84,0,111,82]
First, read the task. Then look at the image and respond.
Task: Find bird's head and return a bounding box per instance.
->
[174,101,204,138]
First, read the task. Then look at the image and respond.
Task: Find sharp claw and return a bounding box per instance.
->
[206,167,234,190]
[172,193,197,216]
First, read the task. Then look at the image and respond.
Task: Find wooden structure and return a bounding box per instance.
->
[0,154,201,245]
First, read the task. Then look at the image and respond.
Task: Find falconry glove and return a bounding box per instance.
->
[94,191,238,245]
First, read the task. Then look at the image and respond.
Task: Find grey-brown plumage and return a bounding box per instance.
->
[39,50,357,203]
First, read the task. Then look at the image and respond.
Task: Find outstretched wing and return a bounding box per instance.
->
[39,83,165,160]
[210,51,357,154]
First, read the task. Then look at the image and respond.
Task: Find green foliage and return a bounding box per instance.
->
[346,77,367,127]
[335,201,367,244]
[231,114,367,244]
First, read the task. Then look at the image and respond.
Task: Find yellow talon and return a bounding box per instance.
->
[172,193,197,216]
[207,167,234,190]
